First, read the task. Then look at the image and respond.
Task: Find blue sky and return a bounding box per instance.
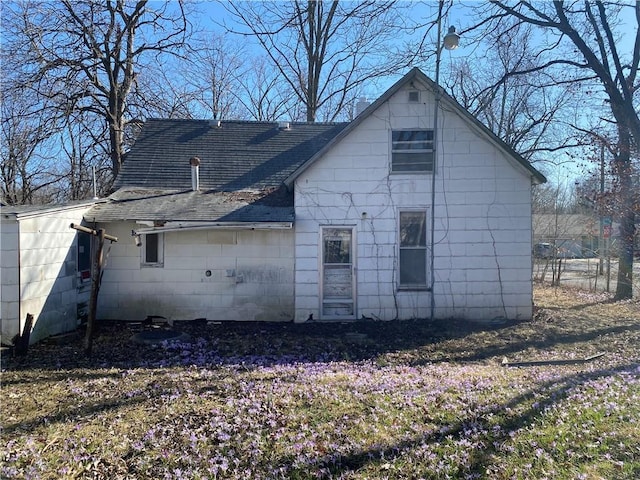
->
[189,1,638,185]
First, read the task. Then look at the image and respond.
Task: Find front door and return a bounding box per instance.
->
[321,227,356,319]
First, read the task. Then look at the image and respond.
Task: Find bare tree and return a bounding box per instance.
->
[59,110,112,201]
[222,0,412,122]
[470,0,639,299]
[444,20,580,165]
[3,0,191,180]
[236,56,302,121]
[129,65,199,120]
[0,87,61,205]
[185,33,246,120]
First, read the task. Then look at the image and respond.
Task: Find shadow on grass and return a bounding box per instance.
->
[2,374,205,435]
[2,318,485,373]
[542,297,621,312]
[1,381,170,435]
[3,312,638,478]
[273,363,638,477]
[1,369,125,387]
[5,313,639,375]
[409,323,640,365]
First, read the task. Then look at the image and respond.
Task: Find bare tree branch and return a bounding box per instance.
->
[222,0,412,121]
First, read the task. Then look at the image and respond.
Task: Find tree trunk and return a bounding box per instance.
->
[109,119,124,177]
[614,123,634,300]
[616,208,634,300]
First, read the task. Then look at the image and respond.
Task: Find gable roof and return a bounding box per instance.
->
[89,68,545,225]
[87,120,347,224]
[284,67,547,186]
[115,119,348,191]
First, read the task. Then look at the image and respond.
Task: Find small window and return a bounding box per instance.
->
[408,90,420,102]
[77,233,92,282]
[392,130,434,172]
[399,211,427,287]
[142,233,164,266]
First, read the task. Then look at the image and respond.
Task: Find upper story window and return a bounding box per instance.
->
[391,130,434,172]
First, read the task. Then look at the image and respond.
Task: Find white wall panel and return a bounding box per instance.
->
[97,222,295,322]
[1,204,95,343]
[294,79,535,322]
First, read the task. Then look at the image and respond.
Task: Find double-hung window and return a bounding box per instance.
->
[142,233,164,267]
[399,211,427,288]
[391,130,434,172]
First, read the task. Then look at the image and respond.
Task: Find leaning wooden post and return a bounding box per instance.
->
[85,229,105,356]
[70,224,117,357]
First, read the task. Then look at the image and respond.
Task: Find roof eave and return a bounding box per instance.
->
[134,221,293,234]
[284,68,425,188]
[285,67,546,187]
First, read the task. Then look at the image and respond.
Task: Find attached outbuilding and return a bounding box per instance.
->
[1,201,97,343]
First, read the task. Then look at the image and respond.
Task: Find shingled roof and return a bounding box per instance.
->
[87,119,347,224]
[115,119,347,191]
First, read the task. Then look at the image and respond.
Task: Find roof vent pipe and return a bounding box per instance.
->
[278,121,291,130]
[190,156,201,191]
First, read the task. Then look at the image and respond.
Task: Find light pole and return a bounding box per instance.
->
[430,5,459,321]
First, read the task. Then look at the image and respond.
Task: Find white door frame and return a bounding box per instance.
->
[319,226,356,320]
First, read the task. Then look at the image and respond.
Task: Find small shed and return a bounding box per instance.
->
[1,201,97,344]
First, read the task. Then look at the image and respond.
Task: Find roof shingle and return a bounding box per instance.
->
[115,119,348,191]
[89,119,347,223]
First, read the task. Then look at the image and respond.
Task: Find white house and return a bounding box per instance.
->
[1,68,546,344]
[85,68,544,325]
[288,69,546,322]
[1,201,97,343]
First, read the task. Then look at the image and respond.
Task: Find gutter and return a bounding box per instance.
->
[134,222,293,234]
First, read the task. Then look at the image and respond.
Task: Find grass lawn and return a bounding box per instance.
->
[2,285,639,479]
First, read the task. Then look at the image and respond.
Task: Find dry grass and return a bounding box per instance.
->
[1,285,639,479]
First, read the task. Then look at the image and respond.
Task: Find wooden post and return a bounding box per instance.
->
[85,229,105,356]
[70,223,117,357]
[14,313,34,356]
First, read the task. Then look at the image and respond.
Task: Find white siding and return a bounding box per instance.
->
[97,222,295,321]
[1,220,20,342]
[1,205,94,343]
[294,81,534,322]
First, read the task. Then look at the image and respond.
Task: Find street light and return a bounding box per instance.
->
[430,6,460,321]
[443,26,460,51]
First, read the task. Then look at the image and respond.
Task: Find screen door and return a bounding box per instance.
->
[321,227,355,319]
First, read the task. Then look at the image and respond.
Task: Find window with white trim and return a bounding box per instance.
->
[399,211,427,287]
[142,232,164,266]
[391,130,434,172]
